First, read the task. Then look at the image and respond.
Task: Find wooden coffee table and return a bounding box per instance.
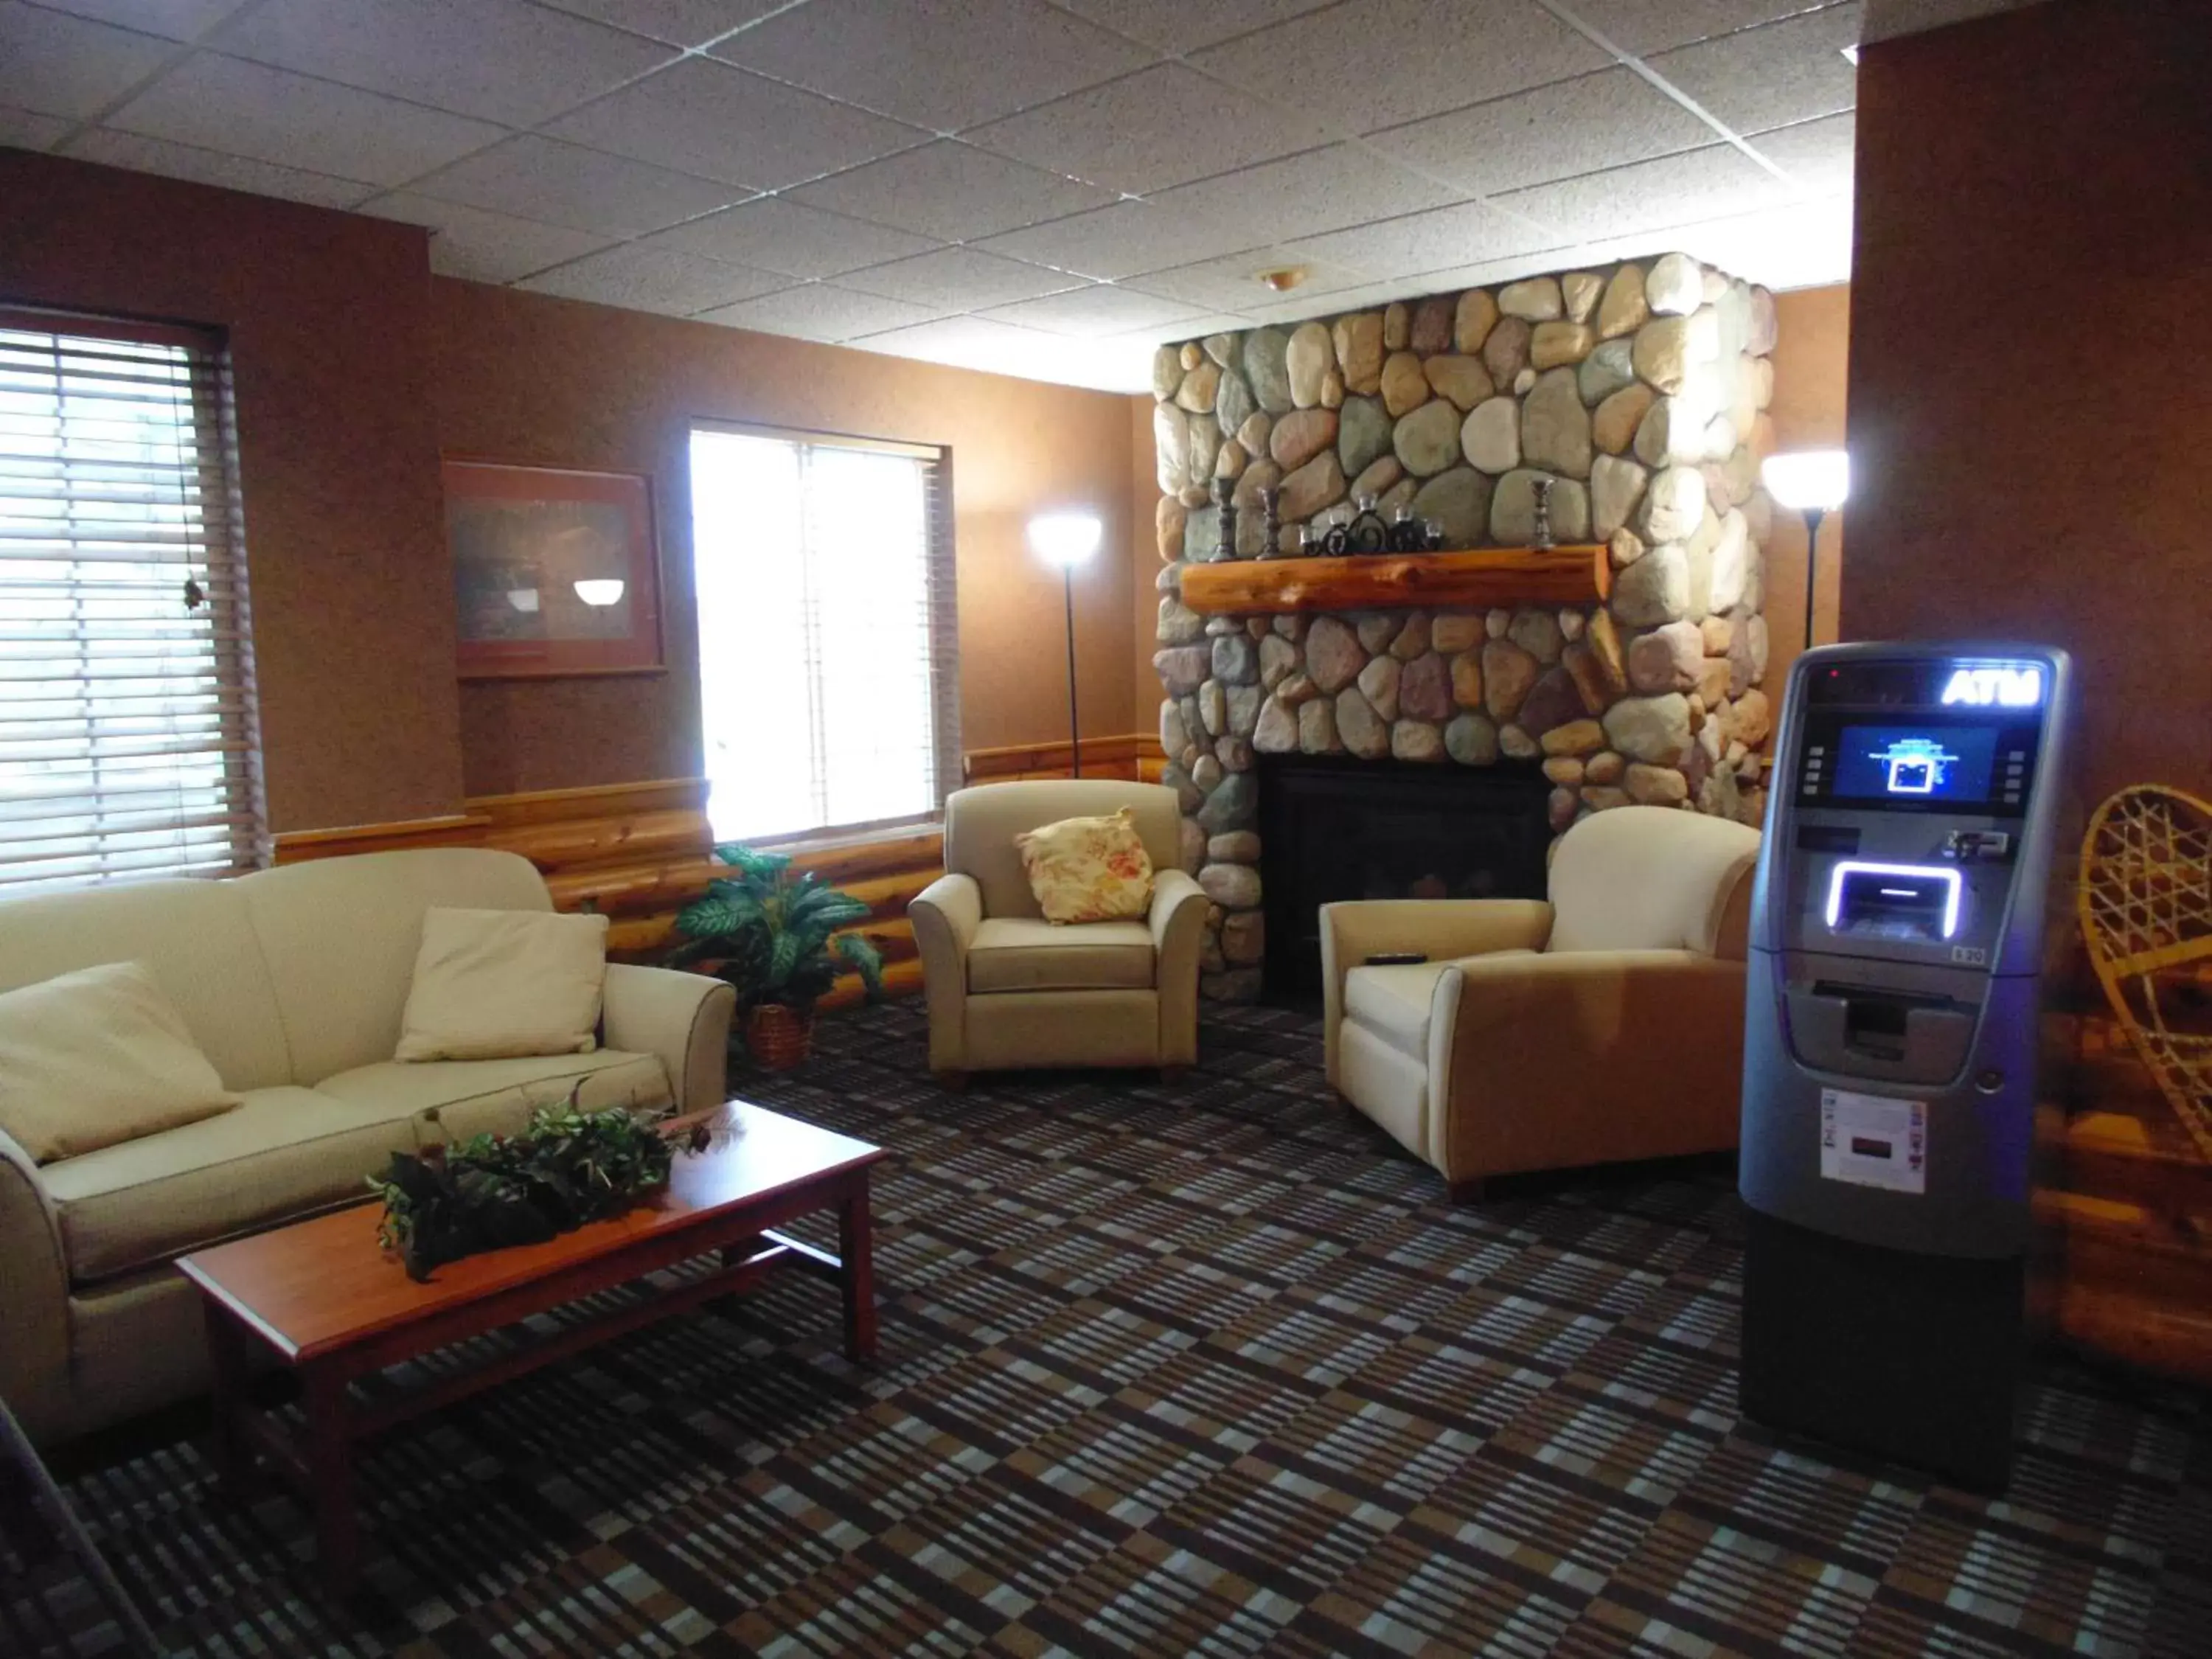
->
[176,1101,884,1596]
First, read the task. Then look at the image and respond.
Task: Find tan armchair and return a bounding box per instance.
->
[910,781,1209,1079]
[1322,805,1761,1200]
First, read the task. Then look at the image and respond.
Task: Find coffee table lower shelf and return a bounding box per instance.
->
[180,1109,880,1599]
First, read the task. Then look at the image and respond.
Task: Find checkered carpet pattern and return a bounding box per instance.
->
[7,1002,2210,1658]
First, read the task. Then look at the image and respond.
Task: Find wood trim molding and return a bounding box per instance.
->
[271,814,490,863]
[964,731,1166,784]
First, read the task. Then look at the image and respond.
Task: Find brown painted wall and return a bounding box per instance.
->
[431,281,1138,796]
[1130,394,1161,740]
[1843,0,2212,804]
[1763,284,1851,692]
[0,150,462,832]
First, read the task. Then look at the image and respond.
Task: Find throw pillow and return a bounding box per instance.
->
[1015,807,1155,925]
[395,907,610,1062]
[0,961,240,1165]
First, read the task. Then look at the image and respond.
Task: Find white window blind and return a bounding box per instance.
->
[0,310,263,894]
[689,425,957,844]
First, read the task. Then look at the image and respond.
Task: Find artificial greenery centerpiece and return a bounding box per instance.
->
[669,844,884,1068]
[367,1088,675,1280]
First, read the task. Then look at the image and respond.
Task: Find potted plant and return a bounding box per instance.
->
[670,844,884,1069]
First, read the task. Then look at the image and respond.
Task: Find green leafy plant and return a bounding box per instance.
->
[366,1087,676,1281]
[669,844,884,1013]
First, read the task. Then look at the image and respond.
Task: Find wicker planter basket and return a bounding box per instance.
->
[744,1002,815,1071]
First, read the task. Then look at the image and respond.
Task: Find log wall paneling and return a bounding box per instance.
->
[962,732,1167,785]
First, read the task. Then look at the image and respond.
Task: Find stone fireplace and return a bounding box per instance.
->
[1150,254,1780,1001]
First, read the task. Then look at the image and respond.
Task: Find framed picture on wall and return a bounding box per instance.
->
[444,459,664,678]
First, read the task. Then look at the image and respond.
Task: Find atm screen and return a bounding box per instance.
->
[1831,725,2000,802]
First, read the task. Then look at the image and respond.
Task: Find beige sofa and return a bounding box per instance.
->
[1323,805,1761,1199]
[0,848,735,1444]
[910,781,1208,1077]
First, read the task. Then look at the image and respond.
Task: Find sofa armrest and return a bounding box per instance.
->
[1147,869,1209,1065]
[1428,950,1747,1181]
[0,1126,72,1442]
[1320,899,1554,1087]
[602,963,737,1116]
[909,872,983,1074]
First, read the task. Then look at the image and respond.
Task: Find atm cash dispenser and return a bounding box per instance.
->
[1739,642,2073,1491]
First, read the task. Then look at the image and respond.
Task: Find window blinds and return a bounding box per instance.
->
[0,310,264,893]
[689,425,959,845]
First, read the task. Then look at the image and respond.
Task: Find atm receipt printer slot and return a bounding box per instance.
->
[1739,642,2072,1492]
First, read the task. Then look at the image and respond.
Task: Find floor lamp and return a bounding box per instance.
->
[1029,512,1102,776]
[1760,450,1850,650]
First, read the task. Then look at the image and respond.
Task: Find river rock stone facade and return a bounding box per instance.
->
[1152,254,1778,1001]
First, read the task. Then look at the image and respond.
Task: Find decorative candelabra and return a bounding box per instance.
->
[1211,475,1237,563]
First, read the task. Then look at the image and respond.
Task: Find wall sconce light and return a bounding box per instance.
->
[572,578,626,607]
[1028,512,1102,776]
[1761,450,1850,650]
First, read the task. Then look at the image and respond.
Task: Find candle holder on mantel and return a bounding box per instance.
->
[1259,486,1280,560]
[1530,477,1556,550]
[1211,475,1237,563]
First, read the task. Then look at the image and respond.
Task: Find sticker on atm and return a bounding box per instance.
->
[1818,1089,1927,1194]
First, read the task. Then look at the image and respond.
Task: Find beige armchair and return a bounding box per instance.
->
[1322,805,1761,1200]
[910,781,1209,1079]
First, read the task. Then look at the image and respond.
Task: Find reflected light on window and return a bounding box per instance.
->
[572,578,626,607]
[506,588,540,613]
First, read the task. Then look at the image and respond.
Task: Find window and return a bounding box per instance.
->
[0,311,262,893]
[689,426,956,844]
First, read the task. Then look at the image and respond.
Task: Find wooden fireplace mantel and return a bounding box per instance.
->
[1178,545,1609,616]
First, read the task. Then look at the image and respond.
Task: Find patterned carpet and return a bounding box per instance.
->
[7,1001,2210,1658]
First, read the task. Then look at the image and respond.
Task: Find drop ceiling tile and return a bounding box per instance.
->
[970,198,1262,282]
[1285,198,1564,280]
[1369,68,1721,196]
[1146,143,1462,246]
[1048,0,1339,54]
[516,243,790,315]
[712,0,1152,133]
[535,0,786,48]
[837,245,1085,309]
[964,62,1333,195]
[646,196,942,279]
[1646,4,1862,134]
[209,0,672,128]
[360,192,618,282]
[1570,0,1845,55]
[1666,192,1854,288]
[0,104,74,150]
[848,312,1054,362]
[33,0,246,41]
[545,58,925,192]
[411,134,745,235]
[1493,143,1793,243]
[0,2,176,119]
[787,140,1114,240]
[1121,249,1373,313]
[1743,109,1855,194]
[1239,276,1438,324]
[105,53,506,185]
[63,128,379,205]
[1192,0,1611,136]
[978,284,1206,338]
[692,282,947,341]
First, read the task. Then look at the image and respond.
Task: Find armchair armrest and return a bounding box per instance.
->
[909,872,983,1074]
[1320,899,1554,1086]
[602,962,737,1116]
[0,1126,72,1442]
[1427,950,1747,1180]
[1147,869,1209,1065]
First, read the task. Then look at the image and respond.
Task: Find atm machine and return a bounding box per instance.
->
[1739,642,2073,1491]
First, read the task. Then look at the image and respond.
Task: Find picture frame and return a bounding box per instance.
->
[444,459,663,679]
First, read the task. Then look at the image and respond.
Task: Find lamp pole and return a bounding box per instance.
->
[1062,560,1081,777]
[1801,505,1827,652]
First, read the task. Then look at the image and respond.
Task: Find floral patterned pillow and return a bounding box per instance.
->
[1015,809,1156,925]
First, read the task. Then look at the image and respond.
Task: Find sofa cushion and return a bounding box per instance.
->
[319,1049,671,1145]
[395,907,609,1062]
[0,875,290,1092]
[235,849,555,1088]
[39,1086,419,1284]
[967,917,1155,993]
[1344,951,1541,1062]
[0,961,242,1164]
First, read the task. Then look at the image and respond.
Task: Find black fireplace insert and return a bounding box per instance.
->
[1257,754,1552,1004]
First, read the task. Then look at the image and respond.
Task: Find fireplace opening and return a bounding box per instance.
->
[1257,755,1553,1004]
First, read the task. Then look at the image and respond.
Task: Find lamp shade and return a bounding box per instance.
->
[1761,450,1850,512]
[572,578,627,607]
[1028,511,1102,568]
